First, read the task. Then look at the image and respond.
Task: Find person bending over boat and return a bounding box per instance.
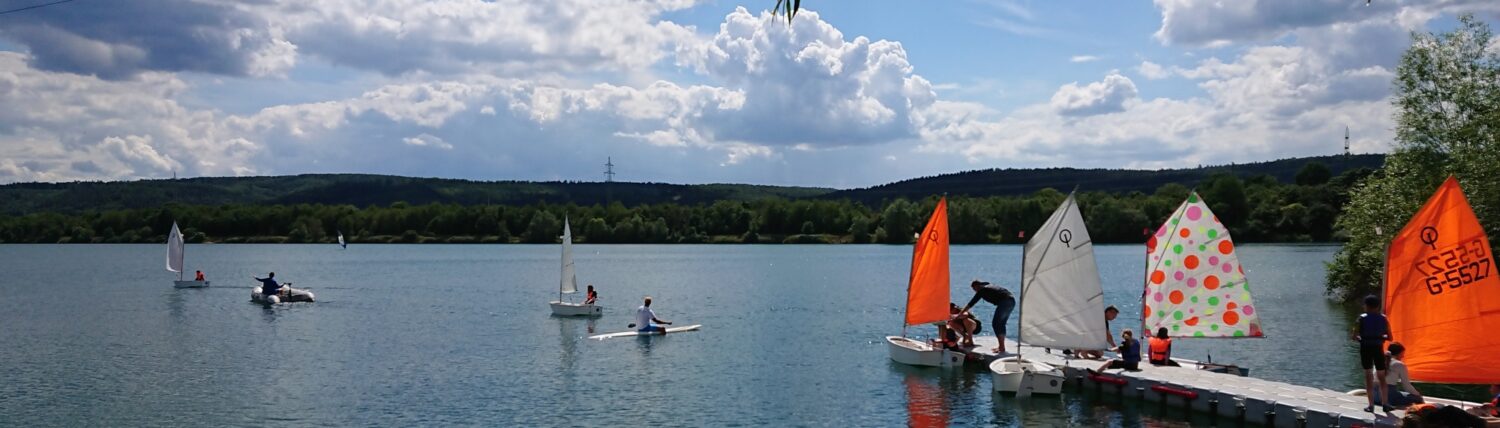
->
[1383,342,1424,407]
[1077,306,1119,359]
[1352,294,1393,413]
[255,272,282,296]
[961,279,1015,353]
[635,297,672,334]
[584,285,598,305]
[1097,329,1141,372]
[1148,327,1181,367]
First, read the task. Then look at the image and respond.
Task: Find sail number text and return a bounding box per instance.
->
[1413,238,1493,295]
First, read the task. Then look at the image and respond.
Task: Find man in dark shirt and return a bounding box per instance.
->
[1352,294,1392,413]
[961,279,1016,353]
[255,272,282,296]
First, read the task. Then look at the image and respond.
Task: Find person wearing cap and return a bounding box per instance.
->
[961,279,1016,354]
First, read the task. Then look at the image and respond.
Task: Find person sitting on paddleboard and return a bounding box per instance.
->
[635,296,671,333]
[585,285,598,305]
[961,279,1015,354]
[255,272,282,296]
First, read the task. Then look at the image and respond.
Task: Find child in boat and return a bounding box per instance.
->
[1383,342,1424,407]
[1148,327,1181,366]
[584,285,597,305]
[1098,329,1141,372]
[195,270,205,281]
[944,303,981,348]
[1352,294,1393,413]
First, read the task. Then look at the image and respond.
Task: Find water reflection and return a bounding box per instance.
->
[902,370,948,428]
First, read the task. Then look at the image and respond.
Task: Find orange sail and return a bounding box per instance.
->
[905,197,950,326]
[1385,176,1500,383]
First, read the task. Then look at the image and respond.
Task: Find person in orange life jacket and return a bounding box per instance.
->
[194,270,205,281]
[584,285,597,305]
[1352,294,1393,413]
[1148,327,1181,367]
[1382,342,1424,407]
[1077,306,1119,360]
[1098,329,1141,372]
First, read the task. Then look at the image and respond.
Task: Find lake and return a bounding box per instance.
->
[0,244,1369,426]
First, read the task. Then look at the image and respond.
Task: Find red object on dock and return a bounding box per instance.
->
[1151,385,1199,400]
[1089,372,1128,386]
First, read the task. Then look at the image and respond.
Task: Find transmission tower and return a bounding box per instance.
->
[604,157,616,183]
[1344,126,1350,158]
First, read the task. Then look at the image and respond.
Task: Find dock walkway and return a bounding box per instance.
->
[963,337,1484,427]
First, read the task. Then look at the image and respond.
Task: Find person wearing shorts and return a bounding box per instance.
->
[1352,295,1392,413]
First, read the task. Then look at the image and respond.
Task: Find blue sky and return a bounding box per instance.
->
[0,0,1495,188]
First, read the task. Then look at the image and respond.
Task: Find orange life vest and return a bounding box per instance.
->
[1149,337,1172,363]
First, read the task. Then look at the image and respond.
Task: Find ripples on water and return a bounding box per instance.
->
[0,244,1356,426]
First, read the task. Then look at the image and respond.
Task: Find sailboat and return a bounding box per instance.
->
[1141,191,1263,372]
[886,197,965,367]
[991,192,1108,396]
[1384,176,1500,384]
[550,218,602,317]
[167,222,209,288]
[337,231,346,249]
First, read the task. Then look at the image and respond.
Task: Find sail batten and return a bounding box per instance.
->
[1020,193,1110,350]
[560,218,577,295]
[1385,176,1500,384]
[1143,192,1263,339]
[904,198,950,327]
[166,222,184,274]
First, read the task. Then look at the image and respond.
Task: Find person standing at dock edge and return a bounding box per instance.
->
[961,279,1015,354]
[1352,294,1393,413]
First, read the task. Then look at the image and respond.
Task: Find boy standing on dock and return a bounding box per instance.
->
[1352,294,1393,413]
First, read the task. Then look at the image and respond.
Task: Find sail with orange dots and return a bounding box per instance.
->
[1143,192,1264,339]
[1384,176,1500,384]
[904,197,950,327]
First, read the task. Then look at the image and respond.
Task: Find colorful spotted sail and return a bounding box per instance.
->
[1143,192,1264,339]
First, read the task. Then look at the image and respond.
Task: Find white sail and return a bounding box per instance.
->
[1018,193,1110,350]
[338,232,346,248]
[166,222,184,274]
[559,218,577,295]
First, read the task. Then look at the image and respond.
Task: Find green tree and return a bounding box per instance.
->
[879,199,917,244]
[522,210,562,243]
[1295,162,1332,186]
[1327,15,1500,299]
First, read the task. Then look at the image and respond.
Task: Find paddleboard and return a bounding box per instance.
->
[588,324,702,340]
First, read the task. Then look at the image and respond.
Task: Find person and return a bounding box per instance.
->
[1097,329,1141,372]
[584,285,598,305]
[961,279,1015,353]
[635,296,672,334]
[1383,342,1424,407]
[254,272,282,296]
[1352,294,1393,413]
[944,303,981,348]
[1077,306,1119,359]
[1148,327,1181,366]
[194,270,205,281]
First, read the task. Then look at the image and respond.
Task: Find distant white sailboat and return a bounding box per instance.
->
[991,192,1107,396]
[550,218,601,316]
[337,231,347,249]
[167,222,209,288]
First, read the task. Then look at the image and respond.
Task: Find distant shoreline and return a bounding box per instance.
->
[12,235,1345,245]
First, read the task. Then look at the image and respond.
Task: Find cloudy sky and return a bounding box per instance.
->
[0,0,1495,188]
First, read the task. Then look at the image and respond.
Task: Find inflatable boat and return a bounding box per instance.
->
[251,284,315,304]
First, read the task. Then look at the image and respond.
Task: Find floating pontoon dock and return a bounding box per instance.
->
[957,337,1484,427]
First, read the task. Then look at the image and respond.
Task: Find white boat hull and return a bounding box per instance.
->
[549,301,602,316]
[990,357,1065,396]
[886,336,964,368]
[251,286,315,304]
[173,280,210,288]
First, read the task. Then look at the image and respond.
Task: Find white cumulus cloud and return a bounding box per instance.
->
[1050,72,1139,116]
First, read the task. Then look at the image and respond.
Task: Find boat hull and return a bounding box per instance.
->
[173,280,210,288]
[886,336,963,368]
[251,286,315,304]
[990,357,1065,395]
[549,301,603,317]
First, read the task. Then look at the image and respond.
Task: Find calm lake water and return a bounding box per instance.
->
[0,244,1369,426]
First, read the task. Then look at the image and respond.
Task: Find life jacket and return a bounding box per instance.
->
[1149,337,1172,363]
[195,272,205,281]
[1408,403,1436,414]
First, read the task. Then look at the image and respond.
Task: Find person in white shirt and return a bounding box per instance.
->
[634,296,672,333]
[1383,342,1425,406]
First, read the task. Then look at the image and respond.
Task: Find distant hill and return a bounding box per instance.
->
[823,154,1384,205]
[0,154,1384,215]
[0,174,833,215]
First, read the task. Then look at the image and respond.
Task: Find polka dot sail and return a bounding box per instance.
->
[1142,192,1263,339]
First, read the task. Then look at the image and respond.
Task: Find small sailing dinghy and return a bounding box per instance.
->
[887,197,965,368]
[550,218,601,317]
[167,222,209,288]
[1141,191,1263,373]
[992,192,1108,396]
[1384,177,1500,384]
[251,282,315,304]
[337,231,347,249]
